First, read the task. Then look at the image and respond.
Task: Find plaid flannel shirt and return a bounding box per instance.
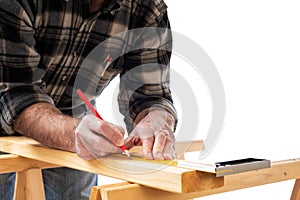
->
[0,0,176,135]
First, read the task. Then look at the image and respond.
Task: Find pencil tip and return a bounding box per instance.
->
[124,150,132,159]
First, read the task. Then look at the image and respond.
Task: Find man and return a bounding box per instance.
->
[0,0,177,199]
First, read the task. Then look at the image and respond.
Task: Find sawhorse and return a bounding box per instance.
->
[91,159,300,200]
[0,137,299,200]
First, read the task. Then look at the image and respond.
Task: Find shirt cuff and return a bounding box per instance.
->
[124,97,177,134]
[0,86,54,135]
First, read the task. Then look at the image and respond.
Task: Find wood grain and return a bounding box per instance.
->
[291,179,300,200]
[14,169,45,200]
[0,154,59,174]
[128,140,204,159]
[0,136,221,193]
[93,159,300,199]
[90,182,131,200]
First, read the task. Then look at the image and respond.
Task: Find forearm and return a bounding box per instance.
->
[14,102,78,152]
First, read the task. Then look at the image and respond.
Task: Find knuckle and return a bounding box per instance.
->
[153,148,163,154]
[74,128,81,135]
[112,126,124,136]
[142,136,154,143]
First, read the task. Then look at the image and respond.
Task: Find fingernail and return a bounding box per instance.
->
[155,152,164,160]
[144,152,154,160]
[163,153,172,160]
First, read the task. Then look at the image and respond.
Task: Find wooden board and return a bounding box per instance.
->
[175,140,204,155]
[127,140,204,158]
[0,154,58,174]
[94,183,188,200]
[92,158,300,199]
[0,136,222,193]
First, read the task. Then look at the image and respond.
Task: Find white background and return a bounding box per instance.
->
[97,0,300,199]
[165,0,300,199]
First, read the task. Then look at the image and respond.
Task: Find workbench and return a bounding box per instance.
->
[0,136,299,200]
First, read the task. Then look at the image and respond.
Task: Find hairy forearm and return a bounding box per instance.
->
[14,102,78,152]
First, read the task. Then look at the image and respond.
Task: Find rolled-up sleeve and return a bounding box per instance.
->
[0,1,53,135]
[118,3,177,133]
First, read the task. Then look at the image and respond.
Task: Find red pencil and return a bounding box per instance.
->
[76,89,131,158]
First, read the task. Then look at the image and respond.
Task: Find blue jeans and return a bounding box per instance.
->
[0,167,97,200]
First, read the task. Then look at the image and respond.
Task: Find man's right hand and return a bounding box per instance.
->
[75,114,124,160]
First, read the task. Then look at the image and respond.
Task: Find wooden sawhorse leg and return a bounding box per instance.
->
[14,169,46,200]
[291,179,300,200]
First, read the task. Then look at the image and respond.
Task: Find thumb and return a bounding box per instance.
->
[124,134,136,150]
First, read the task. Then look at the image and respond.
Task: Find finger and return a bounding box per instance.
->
[77,129,121,156]
[134,138,142,146]
[86,115,125,146]
[141,136,154,160]
[101,123,125,146]
[76,132,116,160]
[94,136,122,154]
[124,134,136,150]
[162,139,176,160]
[124,132,143,148]
[155,126,175,160]
[152,132,167,160]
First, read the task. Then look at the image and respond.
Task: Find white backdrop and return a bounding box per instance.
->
[164,0,300,199]
[97,0,300,199]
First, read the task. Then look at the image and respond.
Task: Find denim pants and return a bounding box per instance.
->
[0,167,97,200]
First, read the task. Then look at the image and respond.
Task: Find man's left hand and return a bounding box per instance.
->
[125,108,176,160]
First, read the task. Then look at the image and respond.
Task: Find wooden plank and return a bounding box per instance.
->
[128,140,204,158]
[14,169,45,200]
[89,182,131,200]
[94,159,300,200]
[0,136,223,193]
[291,179,300,200]
[175,140,204,154]
[0,154,59,174]
[100,184,188,200]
